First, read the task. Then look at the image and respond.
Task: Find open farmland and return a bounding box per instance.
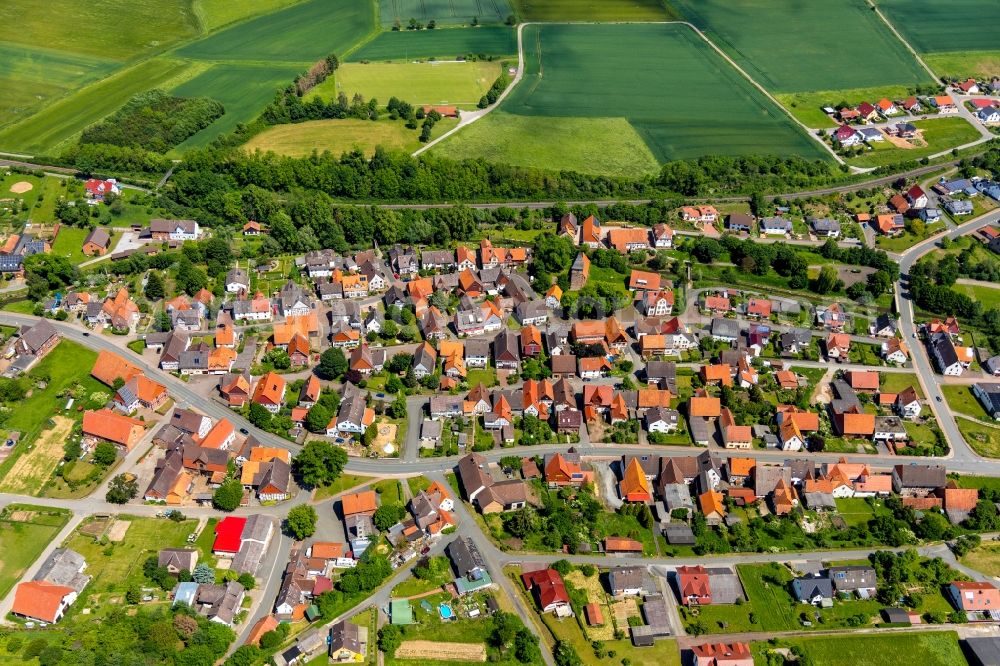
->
[670,0,931,93]
[0,58,199,155]
[380,0,512,26]
[771,632,966,666]
[314,62,502,109]
[435,23,826,177]
[177,0,375,62]
[877,0,1000,54]
[0,0,199,60]
[512,0,674,22]
[245,117,458,158]
[170,64,304,150]
[348,26,517,62]
[923,51,1000,80]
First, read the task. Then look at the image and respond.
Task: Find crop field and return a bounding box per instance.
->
[170,64,305,150]
[194,0,307,32]
[315,62,502,108]
[877,0,1000,54]
[845,117,982,168]
[244,117,458,158]
[436,23,825,177]
[670,0,931,93]
[512,0,674,22]
[0,58,198,155]
[775,632,965,666]
[348,26,517,62]
[177,0,375,63]
[0,0,199,61]
[380,0,512,26]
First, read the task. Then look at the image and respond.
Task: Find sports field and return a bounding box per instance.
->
[170,64,304,150]
[877,0,1000,54]
[380,0,512,26]
[245,117,459,158]
[347,26,516,62]
[0,58,199,155]
[178,0,375,62]
[436,23,827,176]
[671,0,931,93]
[313,62,502,109]
[512,0,674,22]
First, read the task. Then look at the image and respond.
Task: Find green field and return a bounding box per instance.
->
[244,116,458,158]
[51,225,117,264]
[194,0,307,32]
[845,117,982,169]
[170,64,304,149]
[348,26,516,61]
[0,58,198,155]
[315,61,501,108]
[879,372,923,397]
[512,0,673,21]
[0,0,199,61]
[776,85,920,129]
[923,51,1000,80]
[772,632,966,666]
[957,417,1000,458]
[0,505,70,601]
[961,542,1000,577]
[64,516,200,600]
[877,0,1000,54]
[435,23,825,176]
[671,0,931,93]
[954,283,1000,310]
[177,0,375,62]
[835,497,878,526]
[0,44,118,130]
[380,0,513,25]
[943,384,992,421]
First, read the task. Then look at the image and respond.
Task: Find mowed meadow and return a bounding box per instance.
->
[434,23,827,178]
[0,0,377,155]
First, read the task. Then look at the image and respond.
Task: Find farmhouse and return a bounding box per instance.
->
[150,219,200,241]
[82,228,111,256]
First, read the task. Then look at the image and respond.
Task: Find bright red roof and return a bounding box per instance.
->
[213,516,246,553]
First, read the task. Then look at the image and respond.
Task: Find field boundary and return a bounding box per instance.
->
[864,0,939,81]
[419,21,848,167]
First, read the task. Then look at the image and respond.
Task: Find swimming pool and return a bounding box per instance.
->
[439,603,454,619]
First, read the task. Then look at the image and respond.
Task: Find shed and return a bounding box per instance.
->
[584,602,604,626]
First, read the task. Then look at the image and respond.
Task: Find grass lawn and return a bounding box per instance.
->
[244,117,457,158]
[923,51,1000,80]
[406,476,432,496]
[671,0,930,93]
[952,474,1000,492]
[466,367,498,388]
[776,85,919,129]
[64,516,199,601]
[435,23,826,176]
[372,478,404,505]
[512,0,674,22]
[313,473,375,501]
[846,117,982,169]
[313,61,502,110]
[348,26,516,62]
[879,372,922,396]
[391,556,452,597]
[770,631,965,666]
[942,384,990,420]
[0,504,70,600]
[835,497,878,527]
[960,543,1000,577]
[51,225,115,264]
[904,421,941,448]
[953,282,1000,310]
[957,417,1000,458]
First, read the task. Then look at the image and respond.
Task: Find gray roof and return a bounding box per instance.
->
[711,317,739,339]
[965,637,1000,666]
[893,464,946,488]
[810,218,840,232]
[34,548,90,593]
[159,548,198,571]
[828,565,876,591]
[794,576,833,600]
[84,227,111,248]
[17,319,57,354]
[662,523,695,544]
[761,216,793,231]
[330,620,365,656]
[608,566,645,593]
[447,537,486,577]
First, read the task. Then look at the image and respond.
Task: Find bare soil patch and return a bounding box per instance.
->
[107,520,131,542]
[9,181,33,194]
[396,641,486,662]
[80,518,109,537]
[611,597,640,625]
[7,510,36,522]
[0,415,74,495]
